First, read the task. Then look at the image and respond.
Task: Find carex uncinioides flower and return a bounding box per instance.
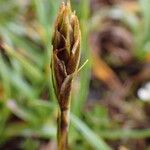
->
[52,1,81,111]
[51,1,81,150]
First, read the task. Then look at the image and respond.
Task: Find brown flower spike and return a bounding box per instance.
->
[51,1,81,150]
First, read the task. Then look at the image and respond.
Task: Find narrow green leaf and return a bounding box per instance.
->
[99,129,150,140]
[71,114,111,150]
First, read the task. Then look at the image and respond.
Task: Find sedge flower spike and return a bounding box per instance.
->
[52,1,81,111]
[51,1,81,150]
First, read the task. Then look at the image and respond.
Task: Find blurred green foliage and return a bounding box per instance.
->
[0,0,150,149]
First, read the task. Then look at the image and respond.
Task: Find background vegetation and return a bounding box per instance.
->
[0,0,150,149]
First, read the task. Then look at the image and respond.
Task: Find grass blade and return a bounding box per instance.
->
[71,114,111,150]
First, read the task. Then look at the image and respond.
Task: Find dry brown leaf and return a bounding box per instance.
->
[92,52,123,91]
[119,146,130,150]
[146,53,150,62]
[120,1,139,13]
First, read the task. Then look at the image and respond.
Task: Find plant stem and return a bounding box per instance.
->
[57,108,70,150]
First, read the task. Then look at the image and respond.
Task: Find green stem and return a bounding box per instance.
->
[58,109,70,150]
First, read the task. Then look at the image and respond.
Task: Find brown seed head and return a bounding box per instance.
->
[51,1,81,110]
